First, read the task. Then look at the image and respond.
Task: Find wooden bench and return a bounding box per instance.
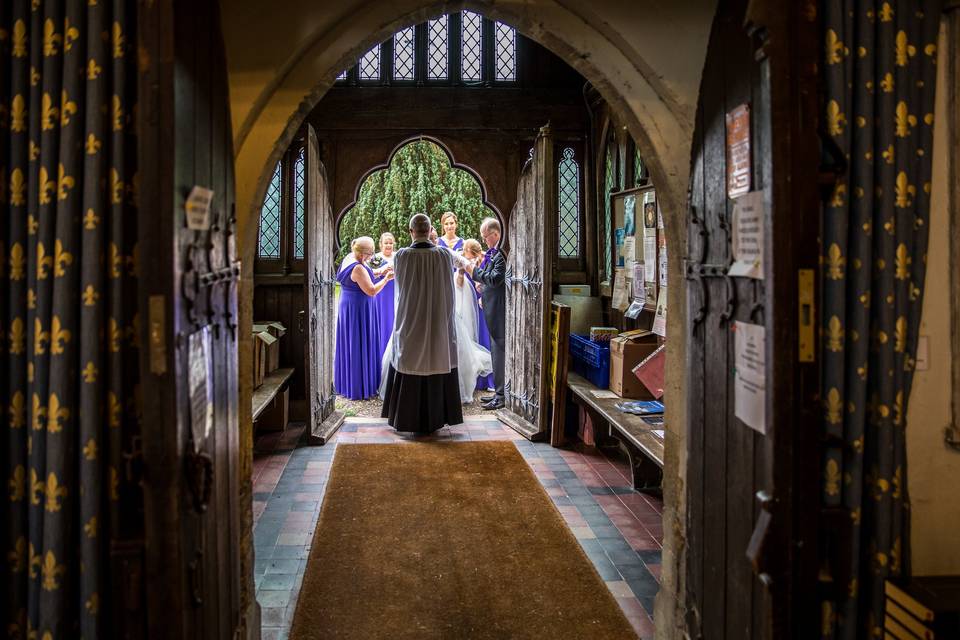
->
[566,371,664,491]
[252,367,295,423]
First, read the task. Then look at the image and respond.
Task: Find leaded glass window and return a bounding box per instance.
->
[634,147,646,185]
[393,27,415,81]
[461,11,483,81]
[494,22,516,81]
[603,144,615,278]
[427,16,449,80]
[258,162,282,259]
[336,69,348,81]
[558,148,580,258]
[294,147,306,259]
[359,45,381,81]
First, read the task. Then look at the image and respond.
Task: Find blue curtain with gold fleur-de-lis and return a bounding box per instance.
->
[819,1,942,637]
[0,1,140,638]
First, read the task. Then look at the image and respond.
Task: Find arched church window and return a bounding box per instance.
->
[393,26,416,81]
[427,16,449,80]
[258,161,283,259]
[461,11,484,82]
[358,45,381,81]
[558,148,581,259]
[494,21,517,81]
[294,146,306,259]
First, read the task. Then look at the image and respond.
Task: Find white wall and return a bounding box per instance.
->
[906,21,960,575]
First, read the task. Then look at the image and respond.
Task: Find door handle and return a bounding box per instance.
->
[745,490,774,588]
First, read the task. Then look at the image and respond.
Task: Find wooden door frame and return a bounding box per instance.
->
[745,2,821,636]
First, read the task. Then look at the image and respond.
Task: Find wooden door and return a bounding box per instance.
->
[498,125,555,440]
[305,126,343,443]
[138,0,243,637]
[684,1,819,638]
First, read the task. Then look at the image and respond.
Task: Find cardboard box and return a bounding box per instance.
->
[257,387,289,432]
[609,330,659,398]
[589,326,618,342]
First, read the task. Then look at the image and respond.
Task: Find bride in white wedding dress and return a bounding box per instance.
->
[379,241,492,404]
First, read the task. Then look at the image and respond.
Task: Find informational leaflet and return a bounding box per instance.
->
[734,321,766,434]
[612,269,630,311]
[726,103,752,198]
[632,263,645,298]
[658,243,668,288]
[622,237,636,262]
[185,186,214,230]
[652,288,667,337]
[728,190,764,279]
[643,236,657,282]
[624,195,636,235]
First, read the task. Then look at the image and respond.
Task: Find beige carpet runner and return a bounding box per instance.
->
[289,440,636,639]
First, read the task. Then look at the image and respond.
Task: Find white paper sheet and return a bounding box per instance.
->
[643,237,657,282]
[734,321,766,434]
[632,263,645,298]
[728,190,764,279]
[612,269,630,311]
[652,288,667,337]
[658,244,668,288]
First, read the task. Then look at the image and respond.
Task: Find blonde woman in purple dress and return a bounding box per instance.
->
[437,211,464,252]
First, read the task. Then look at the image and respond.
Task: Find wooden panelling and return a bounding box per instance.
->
[254,278,308,419]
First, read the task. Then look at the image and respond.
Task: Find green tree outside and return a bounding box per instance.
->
[337,141,493,260]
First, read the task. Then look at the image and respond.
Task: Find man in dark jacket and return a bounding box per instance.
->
[466,217,505,410]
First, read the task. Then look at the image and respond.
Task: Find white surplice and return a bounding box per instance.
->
[389,243,458,376]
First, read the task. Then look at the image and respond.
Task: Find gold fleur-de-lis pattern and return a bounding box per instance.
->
[819,2,939,639]
[1,1,140,637]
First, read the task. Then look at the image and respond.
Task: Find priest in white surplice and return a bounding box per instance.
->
[380,213,465,433]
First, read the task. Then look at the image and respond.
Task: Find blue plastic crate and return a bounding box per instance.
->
[569,334,610,388]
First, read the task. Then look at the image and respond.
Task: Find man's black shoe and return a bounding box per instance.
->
[482,400,505,410]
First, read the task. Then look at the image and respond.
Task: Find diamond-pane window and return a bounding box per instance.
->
[634,148,646,185]
[359,45,381,81]
[394,27,415,81]
[258,162,282,259]
[294,147,305,259]
[427,16,449,80]
[461,11,483,81]
[558,148,580,258]
[603,145,614,278]
[494,22,516,81]
[336,69,348,81]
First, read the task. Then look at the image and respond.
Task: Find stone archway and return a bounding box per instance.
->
[224,2,718,635]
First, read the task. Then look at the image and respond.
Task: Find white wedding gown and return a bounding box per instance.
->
[379,271,492,403]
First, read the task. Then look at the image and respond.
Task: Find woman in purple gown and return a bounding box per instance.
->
[436,211,464,252]
[462,239,495,392]
[372,232,397,362]
[334,236,394,400]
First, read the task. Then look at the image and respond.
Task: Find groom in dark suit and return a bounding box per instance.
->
[466,217,506,410]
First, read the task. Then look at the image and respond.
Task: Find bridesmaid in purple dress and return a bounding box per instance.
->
[334,237,394,400]
[372,232,397,361]
[436,211,464,252]
[462,239,495,392]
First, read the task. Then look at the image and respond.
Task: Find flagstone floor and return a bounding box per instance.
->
[252,417,664,640]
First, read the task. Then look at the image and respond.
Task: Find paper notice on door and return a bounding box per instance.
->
[185,186,214,230]
[188,326,214,452]
[643,236,657,282]
[728,190,764,279]
[734,321,766,434]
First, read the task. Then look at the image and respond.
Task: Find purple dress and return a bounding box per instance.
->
[334,261,381,400]
[466,270,495,392]
[372,255,395,361]
[438,236,464,252]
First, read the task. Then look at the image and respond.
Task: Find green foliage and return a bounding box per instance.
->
[337,141,492,260]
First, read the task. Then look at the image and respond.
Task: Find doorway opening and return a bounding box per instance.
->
[247,11,673,637]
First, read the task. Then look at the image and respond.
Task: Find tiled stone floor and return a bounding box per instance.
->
[252,416,663,640]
